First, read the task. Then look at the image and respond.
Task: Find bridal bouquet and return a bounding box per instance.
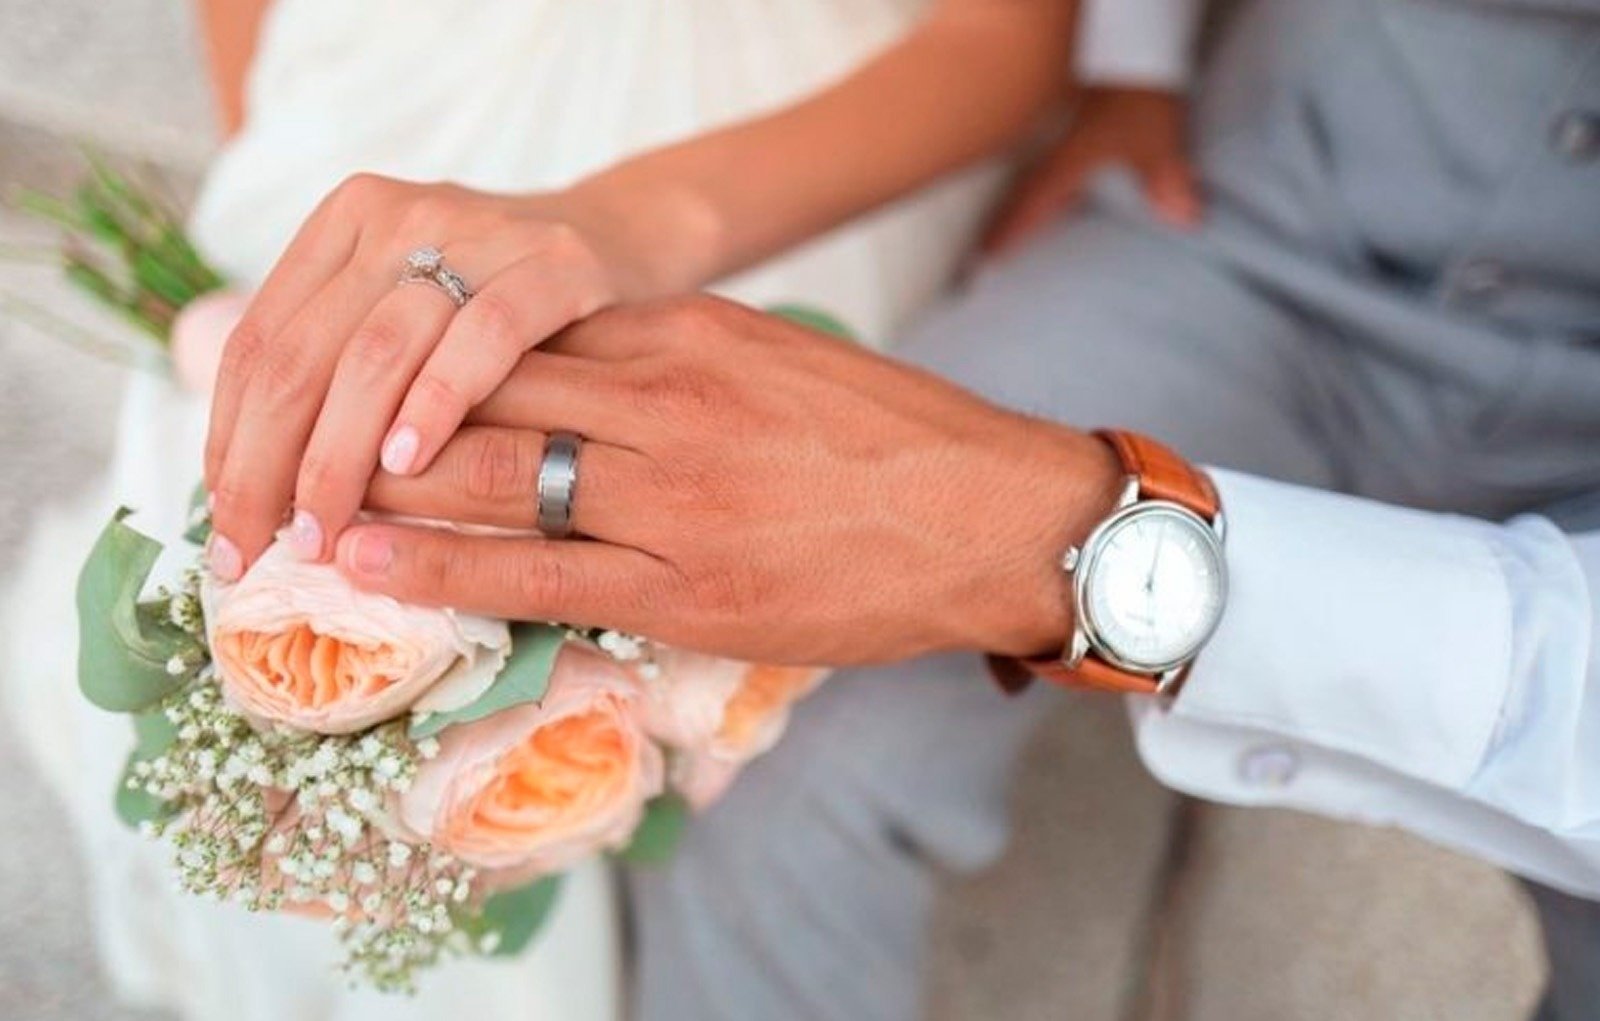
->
[78,508,822,990]
[42,162,837,991]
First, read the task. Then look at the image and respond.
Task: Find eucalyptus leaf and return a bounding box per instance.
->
[77,508,201,713]
[457,875,563,957]
[114,708,180,828]
[408,623,566,739]
[616,794,689,865]
[184,481,212,546]
[767,303,857,341]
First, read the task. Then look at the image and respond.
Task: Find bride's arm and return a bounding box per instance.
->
[194,0,274,137]
[203,0,1079,580]
[567,0,1079,295]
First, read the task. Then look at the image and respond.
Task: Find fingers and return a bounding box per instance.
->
[208,266,388,577]
[335,522,674,629]
[466,352,645,442]
[385,242,612,479]
[284,282,461,561]
[204,179,370,489]
[981,151,1090,258]
[364,426,650,542]
[1139,157,1203,228]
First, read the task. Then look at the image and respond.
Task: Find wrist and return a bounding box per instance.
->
[947,421,1122,658]
[557,169,728,298]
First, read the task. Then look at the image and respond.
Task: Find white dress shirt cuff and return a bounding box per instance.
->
[1074,0,1204,88]
[1144,469,1515,791]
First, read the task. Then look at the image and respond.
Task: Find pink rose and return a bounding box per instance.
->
[170,289,251,394]
[635,649,825,809]
[396,645,664,873]
[203,540,511,734]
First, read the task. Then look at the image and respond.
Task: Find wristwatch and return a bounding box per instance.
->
[990,430,1227,698]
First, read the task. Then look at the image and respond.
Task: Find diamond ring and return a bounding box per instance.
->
[400,246,474,307]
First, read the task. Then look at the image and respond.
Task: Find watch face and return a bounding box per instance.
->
[1079,504,1226,672]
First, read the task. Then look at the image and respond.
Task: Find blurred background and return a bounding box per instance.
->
[0,2,1550,1019]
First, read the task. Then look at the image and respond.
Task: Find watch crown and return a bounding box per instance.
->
[1061,546,1081,572]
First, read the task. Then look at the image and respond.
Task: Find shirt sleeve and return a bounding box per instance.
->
[1074,0,1205,87]
[1130,469,1600,896]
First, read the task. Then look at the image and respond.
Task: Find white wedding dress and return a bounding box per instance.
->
[0,2,1000,1020]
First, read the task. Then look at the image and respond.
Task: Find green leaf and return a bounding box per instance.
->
[77,508,201,713]
[457,875,564,957]
[408,623,565,739]
[615,794,689,865]
[113,709,180,828]
[183,481,212,546]
[767,303,857,341]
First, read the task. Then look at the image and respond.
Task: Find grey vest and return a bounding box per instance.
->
[1187,0,1600,516]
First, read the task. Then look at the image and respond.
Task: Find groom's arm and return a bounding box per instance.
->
[1133,473,1600,896]
[561,0,1080,296]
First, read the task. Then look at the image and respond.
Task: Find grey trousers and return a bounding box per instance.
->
[627,0,1600,1016]
[624,207,1598,1021]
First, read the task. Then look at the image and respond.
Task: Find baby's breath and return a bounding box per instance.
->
[128,671,476,992]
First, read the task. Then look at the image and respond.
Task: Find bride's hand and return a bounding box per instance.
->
[204,175,646,579]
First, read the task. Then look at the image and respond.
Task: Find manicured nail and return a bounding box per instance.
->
[345,532,393,576]
[286,509,323,561]
[209,534,243,582]
[381,425,420,475]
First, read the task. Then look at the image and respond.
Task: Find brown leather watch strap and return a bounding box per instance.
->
[1095,429,1219,519]
[990,429,1217,697]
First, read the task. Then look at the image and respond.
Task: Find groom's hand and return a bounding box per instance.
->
[340,296,1120,665]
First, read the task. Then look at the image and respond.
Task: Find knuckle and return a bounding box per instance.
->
[399,190,457,233]
[411,371,471,418]
[331,172,388,211]
[634,360,722,418]
[258,343,313,397]
[208,477,262,527]
[342,318,403,377]
[296,450,341,501]
[516,553,579,615]
[457,429,532,503]
[219,319,268,377]
[463,291,521,353]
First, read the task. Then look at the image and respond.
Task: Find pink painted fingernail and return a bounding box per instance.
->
[209,534,243,582]
[381,425,420,475]
[345,532,394,576]
[286,509,323,561]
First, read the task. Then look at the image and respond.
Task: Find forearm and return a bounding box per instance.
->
[565,0,1078,296]
[195,0,274,137]
[1135,472,1600,892]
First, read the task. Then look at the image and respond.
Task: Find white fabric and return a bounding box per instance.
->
[1,2,1007,1020]
[1133,470,1600,898]
[1075,0,1203,86]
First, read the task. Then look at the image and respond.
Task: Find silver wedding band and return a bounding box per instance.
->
[537,432,583,538]
[400,245,474,308]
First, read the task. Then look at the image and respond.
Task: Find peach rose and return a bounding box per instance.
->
[635,649,825,809]
[396,645,664,873]
[203,540,511,734]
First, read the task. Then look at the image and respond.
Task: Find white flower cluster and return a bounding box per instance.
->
[127,676,477,992]
[576,626,662,679]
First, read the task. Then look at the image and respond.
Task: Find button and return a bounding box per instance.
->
[1238,745,1300,787]
[1550,110,1600,163]
[1453,258,1509,299]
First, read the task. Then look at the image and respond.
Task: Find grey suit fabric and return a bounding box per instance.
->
[627,1,1600,1018]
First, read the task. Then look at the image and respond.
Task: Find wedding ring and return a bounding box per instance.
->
[400,245,474,307]
[537,432,583,538]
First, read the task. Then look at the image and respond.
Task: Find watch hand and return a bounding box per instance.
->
[1144,534,1166,597]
